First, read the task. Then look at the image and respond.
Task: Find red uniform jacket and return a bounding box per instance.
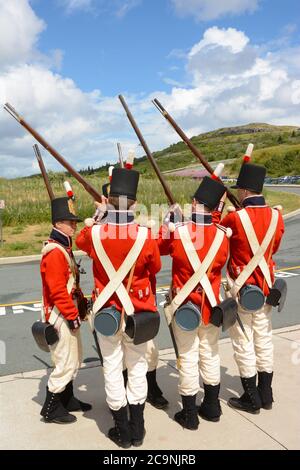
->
[158,213,229,325]
[40,228,79,322]
[221,196,285,295]
[75,213,161,313]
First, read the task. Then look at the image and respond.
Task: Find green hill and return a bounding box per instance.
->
[1,122,300,228]
[125,122,300,176]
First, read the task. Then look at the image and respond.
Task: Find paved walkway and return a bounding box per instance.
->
[1,325,299,450]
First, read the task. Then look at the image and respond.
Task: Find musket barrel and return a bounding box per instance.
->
[3,103,21,122]
[4,103,102,202]
[118,95,176,205]
[117,142,124,168]
[152,98,241,209]
[33,144,55,201]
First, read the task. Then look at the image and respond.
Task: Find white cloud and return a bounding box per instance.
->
[190,27,249,55]
[1,2,300,179]
[60,0,94,14]
[59,0,141,17]
[0,0,45,69]
[160,26,300,138]
[115,0,141,18]
[171,0,260,21]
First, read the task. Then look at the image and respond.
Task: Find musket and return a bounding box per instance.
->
[4,103,102,202]
[86,300,103,367]
[61,181,104,365]
[236,314,250,342]
[152,98,241,209]
[118,95,176,205]
[33,144,55,201]
[117,142,124,168]
[119,94,183,364]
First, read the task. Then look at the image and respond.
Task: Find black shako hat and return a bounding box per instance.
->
[193,176,226,210]
[109,168,139,200]
[51,197,82,224]
[231,162,266,193]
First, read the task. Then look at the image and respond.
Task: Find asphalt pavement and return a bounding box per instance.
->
[0,214,299,376]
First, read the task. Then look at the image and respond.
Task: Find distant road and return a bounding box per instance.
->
[265,185,300,195]
[163,158,237,174]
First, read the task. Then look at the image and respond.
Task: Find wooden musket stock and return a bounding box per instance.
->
[33,144,55,201]
[118,95,176,205]
[152,98,241,209]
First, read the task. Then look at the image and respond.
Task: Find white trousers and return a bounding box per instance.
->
[122,339,159,372]
[145,339,159,372]
[99,329,148,411]
[229,303,273,378]
[48,311,82,394]
[173,320,220,396]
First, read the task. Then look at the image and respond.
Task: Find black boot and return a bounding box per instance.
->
[123,369,128,387]
[108,406,132,449]
[40,387,77,424]
[60,381,92,412]
[198,384,222,422]
[258,371,274,410]
[174,395,199,430]
[228,375,262,414]
[129,403,146,447]
[146,370,169,410]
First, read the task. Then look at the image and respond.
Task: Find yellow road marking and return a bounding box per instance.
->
[1,265,299,308]
[276,265,300,272]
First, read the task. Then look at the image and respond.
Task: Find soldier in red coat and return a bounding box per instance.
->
[221,162,285,413]
[40,197,91,424]
[76,167,161,448]
[87,167,168,411]
[158,176,233,430]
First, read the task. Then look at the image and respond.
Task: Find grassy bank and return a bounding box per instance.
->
[0,185,299,258]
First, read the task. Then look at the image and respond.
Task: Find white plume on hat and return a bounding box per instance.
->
[212,162,224,179]
[243,143,254,163]
[125,150,135,169]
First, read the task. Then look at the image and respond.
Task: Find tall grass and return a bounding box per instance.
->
[0,174,200,226]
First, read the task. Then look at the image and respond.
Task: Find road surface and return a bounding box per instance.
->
[0,215,299,376]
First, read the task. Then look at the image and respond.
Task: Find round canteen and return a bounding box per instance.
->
[175,302,201,331]
[94,306,121,336]
[239,284,265,311]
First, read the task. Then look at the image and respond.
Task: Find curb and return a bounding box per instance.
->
[0,250,87,266]
[283,208,300,220]
[1,207,300,266]
[1,323,299,383]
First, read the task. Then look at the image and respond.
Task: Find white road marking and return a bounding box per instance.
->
[275,271,299,278]
[12,305,42,314]
[0,274,298,317]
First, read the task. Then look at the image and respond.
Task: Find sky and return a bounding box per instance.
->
[0,0,300,178]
